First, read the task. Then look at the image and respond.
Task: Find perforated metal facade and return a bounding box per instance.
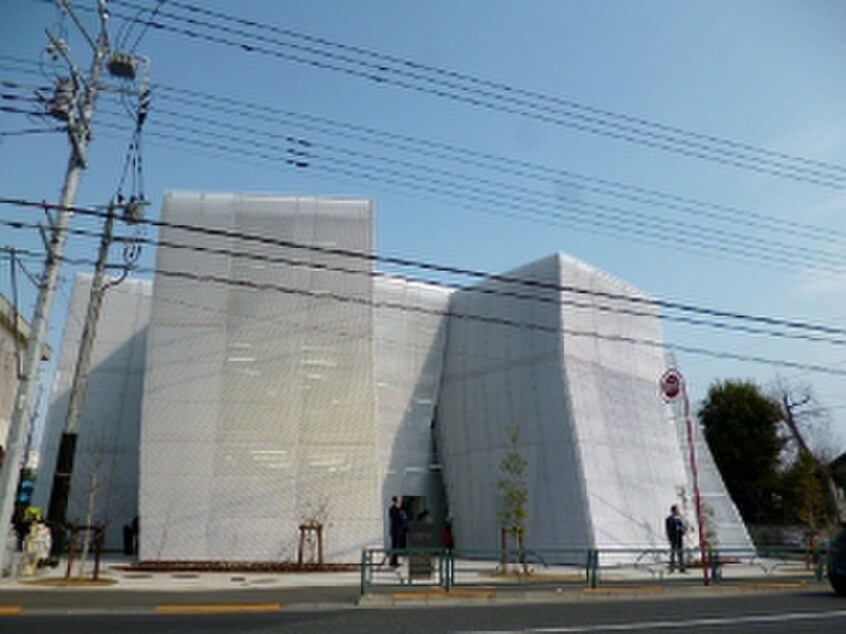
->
[139,193,380,560]
[36,193,750,563]
[436,254,753,560]
[374,276,451,541]
[34,275,151,550]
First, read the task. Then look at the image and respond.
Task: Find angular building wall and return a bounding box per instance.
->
[663,381,753,551]
[34,275,151,550]
[139,193,378,561]
[374,276,451,537]
[436,254,692,559]
[111,189,750,563]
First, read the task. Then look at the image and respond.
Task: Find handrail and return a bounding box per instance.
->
[358,544,828,597]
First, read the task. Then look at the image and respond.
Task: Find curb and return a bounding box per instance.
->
[357,579,825,608]
[155,601,283,614]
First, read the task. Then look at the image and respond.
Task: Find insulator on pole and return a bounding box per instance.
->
[107,51,136,79]
[48,76,75,121]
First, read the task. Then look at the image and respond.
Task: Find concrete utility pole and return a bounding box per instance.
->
[0,0,110,577]
[46,202,125,543]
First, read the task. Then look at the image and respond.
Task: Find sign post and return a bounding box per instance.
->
[660,368,710,586]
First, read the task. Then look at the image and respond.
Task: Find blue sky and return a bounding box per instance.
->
[2,1,846,450]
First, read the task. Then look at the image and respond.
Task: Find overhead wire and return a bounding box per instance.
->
[3,12,844,382]
[0,207,817,345]
[12,241,846,378]
[153,84,845,247]
[2,197,845,342]
[121,232,846,347]
[98,0,846,188]
[5,55,845,274]
[5,213,845,380]
[15,241,835,387]
[89,103,846,276]
[0,127,62,137]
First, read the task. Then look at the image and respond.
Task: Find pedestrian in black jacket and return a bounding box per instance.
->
[665,504,687,572]
[389,496,408,568]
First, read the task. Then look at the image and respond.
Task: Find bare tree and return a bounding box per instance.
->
[66,427,132,578]
[772,379,844,530]
[497,426,528,575]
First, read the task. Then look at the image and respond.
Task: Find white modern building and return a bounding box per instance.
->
[139,193,455,561]
[33,276,151,550]
[437,254,698,560]
[374,276,451,540]
[36,192,752,562]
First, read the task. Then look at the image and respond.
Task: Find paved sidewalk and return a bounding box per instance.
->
[1,553,363,591]
[0,553,831,615]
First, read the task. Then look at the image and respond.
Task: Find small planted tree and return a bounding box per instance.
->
[497,426,528,575]
[298,497,329,566]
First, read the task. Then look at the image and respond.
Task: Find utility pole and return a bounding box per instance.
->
[0,0,110,577]
[660,368,710,586]
[46,201,128,547]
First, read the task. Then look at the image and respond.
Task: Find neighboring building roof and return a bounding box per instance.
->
[0,293,51,359]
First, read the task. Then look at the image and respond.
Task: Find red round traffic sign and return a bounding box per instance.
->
[659,368,683,400]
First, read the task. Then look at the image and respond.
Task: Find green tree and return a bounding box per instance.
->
[781,449,828,565]
[782,450,827,528]
[698,380,785,523]
[775,381,844,527]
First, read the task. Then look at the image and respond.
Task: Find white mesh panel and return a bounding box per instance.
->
[437,254,699,561]
[140,193,377,562]
[374,277,450,542]
[34,276,151,550]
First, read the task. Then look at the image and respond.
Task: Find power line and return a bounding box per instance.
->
[0,127,62,137]
[3,197,846,342]
[0,104,49,117]
[10,240,846,377]
[8,56,845,274]
[72,74,846,274]
[101,0,846,188]
[90,107,846,276]
[151,84,845,247]
[5,212,846,348]
[126,235,846,347]
[55,248,846,378]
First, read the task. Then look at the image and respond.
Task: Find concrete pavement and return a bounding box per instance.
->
[0,552,832,615]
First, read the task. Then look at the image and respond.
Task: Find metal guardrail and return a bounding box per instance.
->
[359,545,829,597]
[360,547,457,596]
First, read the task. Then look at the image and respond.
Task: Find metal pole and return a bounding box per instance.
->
[46,203,116,539]
[681,379,711,586]
[0,0,109,577]
[67,204,116,435]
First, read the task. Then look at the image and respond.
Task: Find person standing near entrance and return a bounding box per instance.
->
[389,496,408,567]
[665,504,687,572]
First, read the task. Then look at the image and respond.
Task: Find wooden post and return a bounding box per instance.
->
[517,526,527,575]
[65,524,105,580]
[297,523,324,566]
[316,524,323,564]
[92,525,104,580]
[64,527,77,579]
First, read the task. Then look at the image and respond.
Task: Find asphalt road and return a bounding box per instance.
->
[2,588,845,633]
[0,585,360,613]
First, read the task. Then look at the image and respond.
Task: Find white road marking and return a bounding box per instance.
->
[462,609,846,633]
